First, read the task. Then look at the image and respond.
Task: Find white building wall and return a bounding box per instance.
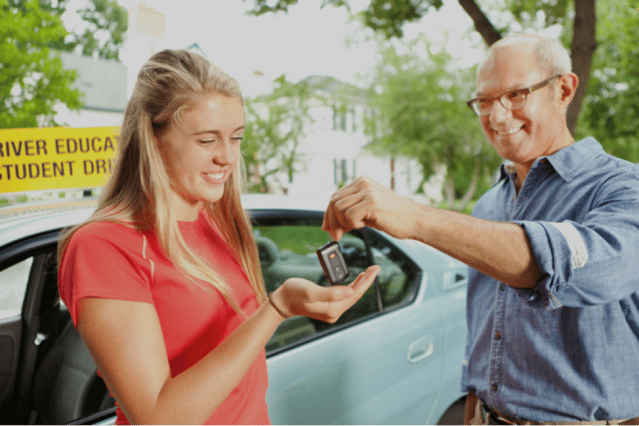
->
[54,51,128,128]
[120,3,169,98]
[284,101,424,201]
[55,105,123,128]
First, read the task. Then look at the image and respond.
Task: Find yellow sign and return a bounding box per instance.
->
[0,126,119,194]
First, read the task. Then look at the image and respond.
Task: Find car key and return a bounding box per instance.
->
[316,241,349,285]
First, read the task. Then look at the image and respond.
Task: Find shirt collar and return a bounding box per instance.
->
[498,137,604,183]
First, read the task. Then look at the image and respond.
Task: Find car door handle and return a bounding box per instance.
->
[407,335,434,364]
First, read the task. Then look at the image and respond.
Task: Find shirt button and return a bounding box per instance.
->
[494,332,501,340]
[499,284,506,291]
[491,384,498,392]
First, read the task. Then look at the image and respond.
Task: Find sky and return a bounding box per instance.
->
[62,1,566,98]
[108,0,485,97]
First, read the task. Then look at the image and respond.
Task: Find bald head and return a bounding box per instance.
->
[478,35,572,81]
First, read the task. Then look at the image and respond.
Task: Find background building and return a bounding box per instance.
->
[52,3,435,202]
[56,52,127,127]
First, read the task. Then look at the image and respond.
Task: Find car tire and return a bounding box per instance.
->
[437,396,466,425]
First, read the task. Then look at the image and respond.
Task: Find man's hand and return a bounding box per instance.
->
[322,176,420,241]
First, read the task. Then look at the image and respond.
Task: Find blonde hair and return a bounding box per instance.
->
[59,49,266,313]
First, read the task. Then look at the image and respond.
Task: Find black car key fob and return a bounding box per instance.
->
[316,241,349,285]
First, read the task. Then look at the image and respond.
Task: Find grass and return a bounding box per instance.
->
[437,200,477,215]
[0,190,94,208]
[256,225,330,255]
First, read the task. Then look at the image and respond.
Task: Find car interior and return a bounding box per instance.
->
[0,232,116,424]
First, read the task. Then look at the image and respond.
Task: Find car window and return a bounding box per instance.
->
[0,257,33,319]
[367,230,420,307]
[255,223,420,353]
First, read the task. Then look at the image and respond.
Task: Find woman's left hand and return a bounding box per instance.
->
[270,265,381,323]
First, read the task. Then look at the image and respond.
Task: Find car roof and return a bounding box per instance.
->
[0,194,329,248]
[242,193,328,212]
[0,193,463,273]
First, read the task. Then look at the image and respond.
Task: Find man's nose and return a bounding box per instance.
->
[489,98,512,122]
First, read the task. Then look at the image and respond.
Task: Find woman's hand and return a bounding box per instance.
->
[269,265,381,323]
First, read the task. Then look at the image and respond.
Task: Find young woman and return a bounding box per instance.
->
[58,49,379,425]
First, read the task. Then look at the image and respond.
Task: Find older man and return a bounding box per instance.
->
[323,34,639,424]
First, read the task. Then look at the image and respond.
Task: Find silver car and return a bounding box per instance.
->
[0,194,468,424]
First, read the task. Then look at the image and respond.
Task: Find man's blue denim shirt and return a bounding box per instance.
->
[462,137,639,422]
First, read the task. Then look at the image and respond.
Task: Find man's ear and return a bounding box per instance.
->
[558,73,579,107]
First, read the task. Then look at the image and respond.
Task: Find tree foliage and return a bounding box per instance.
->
[247,0,442,38]
[578,0,639,163]
[247,0,597,135]
[0,0,127,129]
[361,0,442,38]
[365,35,502,209]
[242,75,315,193]
[247,0,348,15]
[508,0,571,28]
[0,0,82,128]
[46,0,128,60]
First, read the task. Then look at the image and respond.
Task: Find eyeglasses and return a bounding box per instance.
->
[467,74,561,117]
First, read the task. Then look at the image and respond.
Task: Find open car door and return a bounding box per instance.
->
[0,229,115,424]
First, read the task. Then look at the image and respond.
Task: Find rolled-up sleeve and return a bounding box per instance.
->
[512,172,639,309]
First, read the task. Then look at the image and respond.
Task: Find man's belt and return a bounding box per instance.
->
[479,401,639,425]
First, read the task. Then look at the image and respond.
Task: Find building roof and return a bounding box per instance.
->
[184,43,208,59]
[301,75,368,104]
[59,52,128,113]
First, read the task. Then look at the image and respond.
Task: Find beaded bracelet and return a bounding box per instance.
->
[268,293,289,319]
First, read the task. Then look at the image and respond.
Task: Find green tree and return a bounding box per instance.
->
[46,0,128,60]
[365,35,501,210]
[578,0,639,162]
[1,0,127,129]
[242,75,315,193]
[247,0,596,135]
[0,0,82,129]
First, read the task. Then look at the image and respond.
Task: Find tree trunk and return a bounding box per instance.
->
[568,0,597,134]
[390,156,396,190]
[457,0,502,46]
[443,166,479,212]
[444,177,456,209]
[457,165,480,212]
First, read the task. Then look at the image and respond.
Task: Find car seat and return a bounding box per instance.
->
[31,319,115,424]
[28,250,114,424]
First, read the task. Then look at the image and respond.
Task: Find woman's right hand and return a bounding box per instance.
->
[269,265,381,323]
